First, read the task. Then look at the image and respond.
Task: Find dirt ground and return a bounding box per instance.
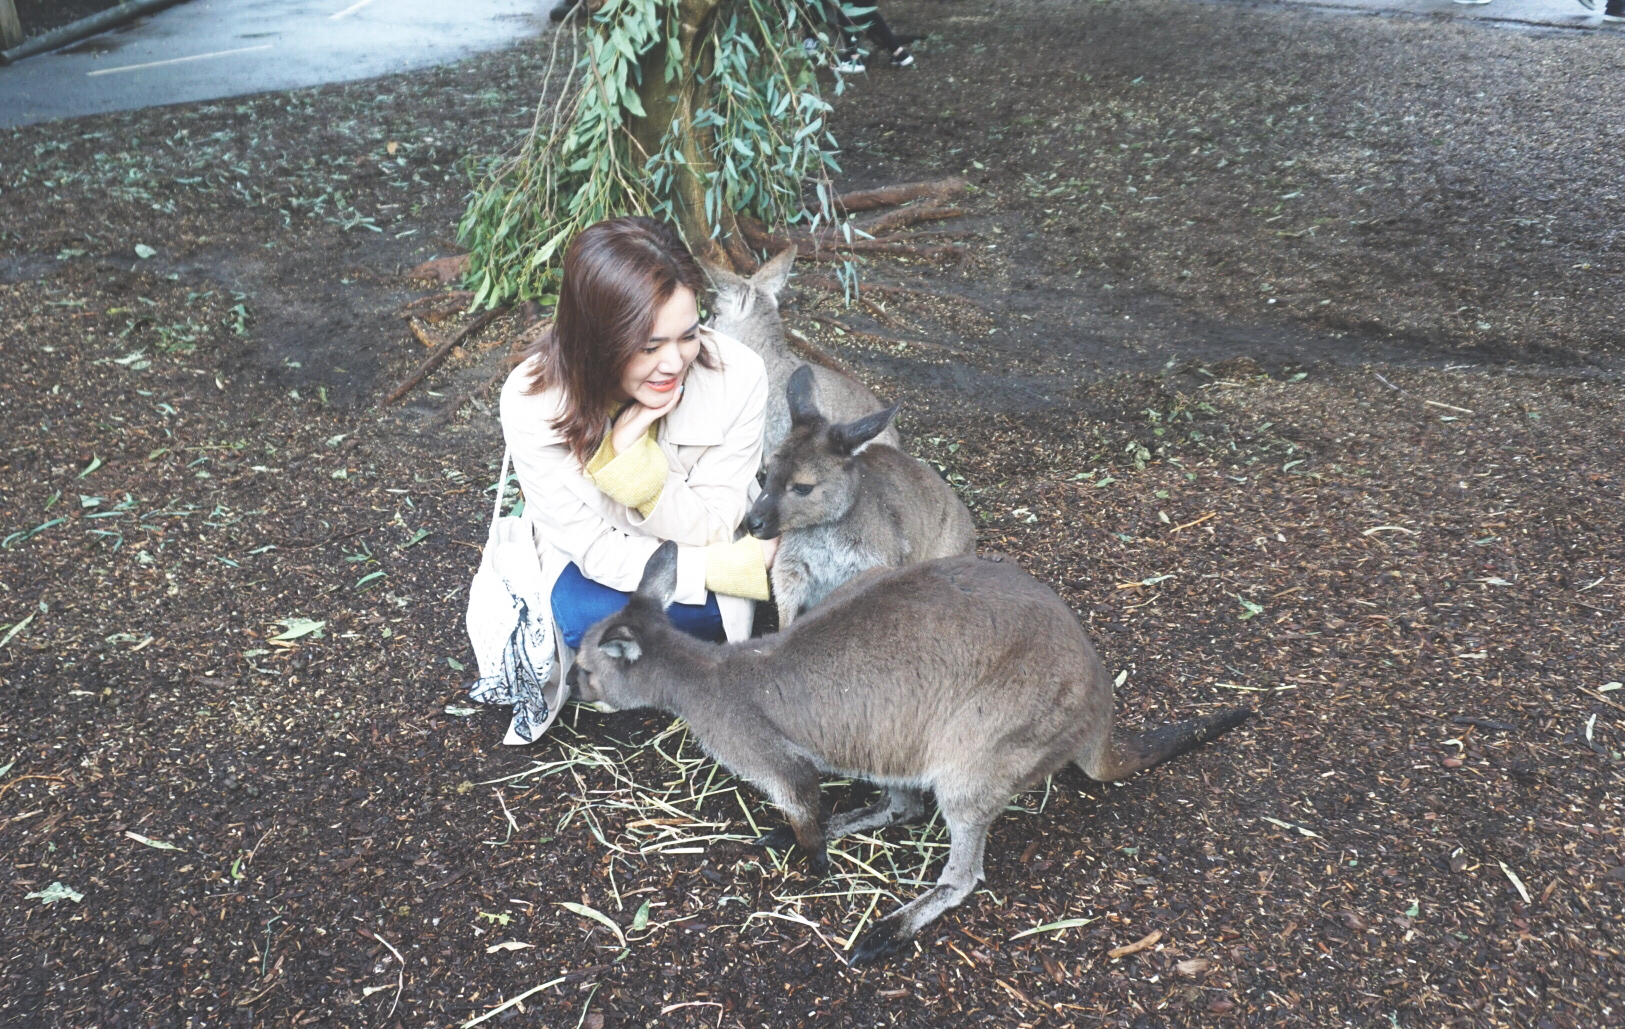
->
[1,1,1621,1027]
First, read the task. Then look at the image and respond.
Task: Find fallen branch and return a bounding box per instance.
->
[1107,929,1163,960]
[834,176,968,214]
[383,307,505,406]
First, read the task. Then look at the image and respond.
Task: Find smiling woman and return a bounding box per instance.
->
[472,217,774,743]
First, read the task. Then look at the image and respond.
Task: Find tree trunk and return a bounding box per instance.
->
[1,0,23,50]
[626,0,757,273]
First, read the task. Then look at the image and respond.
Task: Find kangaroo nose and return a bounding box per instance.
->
[564,663,581,690]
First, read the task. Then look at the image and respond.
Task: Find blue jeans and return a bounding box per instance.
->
[550,561,726,650]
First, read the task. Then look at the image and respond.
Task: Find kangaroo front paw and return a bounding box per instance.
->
[850,916,912,965]
[752,826,798,851]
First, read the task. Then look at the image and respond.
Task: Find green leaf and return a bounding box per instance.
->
[1009,916,1098,941]
[355,570,387,589]
[558,902,627,948]
[126,831,184,852]
[630,900,651,932]
[1,613,36,650]
[27,882,84,904]
[77,456,104,479]
[269,618,326,641]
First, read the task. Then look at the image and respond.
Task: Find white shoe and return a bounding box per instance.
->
[1452,0,1492,5]
[835,57,866,74]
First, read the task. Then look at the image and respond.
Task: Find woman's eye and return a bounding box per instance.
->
[790,483,814,496]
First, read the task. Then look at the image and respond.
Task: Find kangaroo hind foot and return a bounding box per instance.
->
[849,794,997,965]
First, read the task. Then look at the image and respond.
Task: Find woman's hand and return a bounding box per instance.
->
[758,534,779,570]
[610,381,684,455]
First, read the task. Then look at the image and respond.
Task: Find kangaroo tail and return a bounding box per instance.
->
[1077,706,1255,782]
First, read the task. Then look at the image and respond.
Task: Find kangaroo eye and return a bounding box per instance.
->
[790,483,814,496]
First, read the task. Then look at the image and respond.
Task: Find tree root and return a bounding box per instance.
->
[737,207,966,264]
[833,176,968,215]
[854,205,965,237]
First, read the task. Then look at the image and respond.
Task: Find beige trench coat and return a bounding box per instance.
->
[498,328,767,654]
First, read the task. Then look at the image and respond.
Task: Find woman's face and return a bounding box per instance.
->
[618,286,702,408]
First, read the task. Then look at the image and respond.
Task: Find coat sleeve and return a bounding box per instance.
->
[626,361,768,547]
[500,378,710,605]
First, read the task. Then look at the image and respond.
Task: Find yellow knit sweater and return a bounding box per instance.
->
[585,427,770,602]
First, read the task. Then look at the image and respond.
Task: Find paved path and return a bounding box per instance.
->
[1273,0,1614,29]
[0,0,545,128]
[0,0,1614,129]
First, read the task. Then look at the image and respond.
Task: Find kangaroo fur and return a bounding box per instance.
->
[747,364,976,625]
[704,247,900,457]
[569,542,1255,965]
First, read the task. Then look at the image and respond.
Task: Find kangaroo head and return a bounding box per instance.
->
[570,542,680,711]
[746,365,901,539]
[702,247,796,339]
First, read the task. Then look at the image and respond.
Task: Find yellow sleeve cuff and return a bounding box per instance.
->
[586,426,667,516]
[705,537,771,601]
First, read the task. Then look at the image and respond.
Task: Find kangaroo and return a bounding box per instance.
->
[704,248,900,456]
[746,364,976,625]
[569,542,1254,965]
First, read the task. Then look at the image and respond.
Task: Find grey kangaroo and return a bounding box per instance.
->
[746,364,976,625]
[705,248,900,456]
[569,542,1254,965]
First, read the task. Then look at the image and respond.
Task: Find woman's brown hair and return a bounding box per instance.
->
[523,217,715,464]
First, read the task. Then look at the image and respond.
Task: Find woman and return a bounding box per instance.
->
[497,217,776,695]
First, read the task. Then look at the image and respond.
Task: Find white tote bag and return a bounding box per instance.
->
[466,450,566,745]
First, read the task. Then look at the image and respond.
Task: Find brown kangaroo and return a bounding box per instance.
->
[704,248,900,456]
[746,364,976,625]
[568,543,1254,965]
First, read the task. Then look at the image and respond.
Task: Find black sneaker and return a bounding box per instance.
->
[549,0,579,23]
[889,47,915,68]
[1605,0,1624,20]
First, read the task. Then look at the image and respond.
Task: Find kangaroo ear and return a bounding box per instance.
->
[699,258,748,294]
[634,540,679,608]
[787,364,823,427]
[599,625,642,664]
[750,246,796,299]
[829,401,901,455]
